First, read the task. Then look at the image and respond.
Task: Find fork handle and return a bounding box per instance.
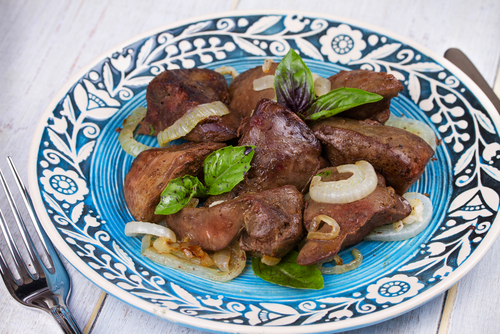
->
[50,305,83,334]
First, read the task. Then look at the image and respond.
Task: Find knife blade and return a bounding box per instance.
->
[444,48,500,113]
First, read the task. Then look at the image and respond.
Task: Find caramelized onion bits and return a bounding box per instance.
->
[118,107,153,157]
[307,215,341,240]
[143,240,246,282]
[157,101,230,147]
[312,75,331,96]
[124,221,176,242]
[364,192,433,241]
[262,58,275,73]
[214,66,239,79]
[261,255,281,266]
[253,75,275,91]
[320,249,363,275]
[310,161,378,204]
[385,114,437,151]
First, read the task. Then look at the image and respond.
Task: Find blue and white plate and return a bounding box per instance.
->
[28,11,500,333]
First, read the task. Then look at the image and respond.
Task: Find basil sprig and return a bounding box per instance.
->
[154,146,255,215]
[305,87,383,121]
[274,49,316,114]
[274,49,383,122]
[252,251,324,289]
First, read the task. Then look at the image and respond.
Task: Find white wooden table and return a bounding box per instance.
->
[1,1,499,333]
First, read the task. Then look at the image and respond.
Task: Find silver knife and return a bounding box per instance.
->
[444,48,500,113]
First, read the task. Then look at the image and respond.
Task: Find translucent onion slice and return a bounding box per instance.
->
[185,198,199,208]
[307,215,341,240]
[364,192,433,241]
[261,255,281,266]
[313,76,331,96]
[141,234,152,254]
[320,249,363,275]
[214,66,239,79]
[262,59,275,73]
[118,107,153,157]
[385,114,437,151]
[157,101,230,147]
[253,75,275,91]
[213,247,231,272]
[142,241,246,282]
[124,221,176,242]
[309,161,378,204]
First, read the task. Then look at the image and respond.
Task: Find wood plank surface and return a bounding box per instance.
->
[0,0,499,333]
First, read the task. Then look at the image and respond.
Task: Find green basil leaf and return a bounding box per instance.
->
[154,175,206,215]
[252,251,324,289]
[204,145,255,195]
[305,87,383,121]
[274,49,316,114]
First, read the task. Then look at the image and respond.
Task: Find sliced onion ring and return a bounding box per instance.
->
[320,249,363,275]
[310,161,378,204]
[118,107,153,157]
[125,221,176,242]
[157,101,230,147]
[385,114,437,151]
[142,241,246,282]
[214,66,239,79]
[364,192,433,241]
[307,215,340,240]
[253,75,275,91]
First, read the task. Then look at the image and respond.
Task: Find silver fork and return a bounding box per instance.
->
[0,157,82,334]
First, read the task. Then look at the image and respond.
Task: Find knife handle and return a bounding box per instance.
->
[444,48,500,113]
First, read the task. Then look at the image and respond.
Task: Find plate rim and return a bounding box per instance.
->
[27,9,500,333]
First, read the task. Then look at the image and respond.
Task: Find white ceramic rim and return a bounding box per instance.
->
[28,10,500,333]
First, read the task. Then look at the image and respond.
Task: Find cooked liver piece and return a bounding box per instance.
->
[238,99,321,193]
[165,186,304,257]
[311,117,434,195]
[124,142,225,223]
[138,68,238,142]
[328,70,404,123]
[297,172,411,265]
[229,62,278,119]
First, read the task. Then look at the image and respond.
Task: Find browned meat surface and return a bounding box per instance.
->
[328,70,404,123]
[165,186,304,257]
[229,62,278,119]
[138,68,238,142]
[238,99,321,193]
[297,171,411,265]
[312,117,434,195]
[124,142,225,223]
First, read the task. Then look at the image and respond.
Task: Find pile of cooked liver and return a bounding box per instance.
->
[124,66,434,264]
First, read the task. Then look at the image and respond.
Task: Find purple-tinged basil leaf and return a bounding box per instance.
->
[274,49,316,114]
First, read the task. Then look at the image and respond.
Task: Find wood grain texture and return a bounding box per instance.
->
[0,0,499,333]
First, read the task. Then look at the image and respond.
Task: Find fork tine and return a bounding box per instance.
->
[0,231,19,289]
[0,208,31,284]
[6,156,54,271]
[0,168,41,280]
